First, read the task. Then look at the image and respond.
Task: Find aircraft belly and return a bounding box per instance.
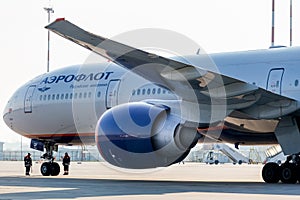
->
[198,118,279,145]
[24,132,95,145]
[224,117,278,133]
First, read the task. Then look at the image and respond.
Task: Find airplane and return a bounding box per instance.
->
[3,18,300,183]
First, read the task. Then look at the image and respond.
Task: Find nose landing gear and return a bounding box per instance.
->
[40,142,60,176]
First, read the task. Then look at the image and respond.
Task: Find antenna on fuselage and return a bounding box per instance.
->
[271,0,275,47]
[270,0,294,48]
[289,0,293,46]
[44,1,54,72]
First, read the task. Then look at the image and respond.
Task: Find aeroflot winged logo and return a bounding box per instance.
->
[40,71,114,84]
[38,86,51,92]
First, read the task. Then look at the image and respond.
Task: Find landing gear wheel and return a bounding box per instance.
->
[41,162,60,176]
[262,162,280,183]
[50,162,60,176]
[280,163,297,184]
[41,162,51,176]
[297,165,300,183]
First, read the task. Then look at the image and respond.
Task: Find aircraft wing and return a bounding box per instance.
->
[46,19,299,120]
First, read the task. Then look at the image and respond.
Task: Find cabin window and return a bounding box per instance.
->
[137,89,140,95]
[43,95,47,101]
[152,88,156,94]
[79,93,82,99]
[60,94,64,100]
[147,88,151,95]
[157,88,161,94]
[70,93,73,99]
[56,94,60,100]
[142,89,146,95]
[52,94,55,100]
[65,93,69,99]
[40,95,42,101]
[132,90,136,96]
[97,91,101,98]
[295,80,299,87]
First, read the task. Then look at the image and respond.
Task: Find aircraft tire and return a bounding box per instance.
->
[40,162,51,176]
[262,162,280,183]
[280,163,297,184]
[297,165,300,183]
[50,162,60,176]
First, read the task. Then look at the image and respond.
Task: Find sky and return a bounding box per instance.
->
[1,0,300,146]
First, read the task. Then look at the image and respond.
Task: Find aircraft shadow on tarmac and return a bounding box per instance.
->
[0,177,300,199]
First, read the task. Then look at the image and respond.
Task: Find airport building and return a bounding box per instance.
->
[1,144,102,162]
[0,142,3,160]
[1,141,269,164]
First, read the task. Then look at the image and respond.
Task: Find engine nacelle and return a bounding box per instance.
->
[96,102,199,169]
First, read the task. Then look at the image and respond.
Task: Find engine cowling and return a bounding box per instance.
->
[95,102,199,169]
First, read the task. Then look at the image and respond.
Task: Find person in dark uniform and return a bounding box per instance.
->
[24,153,32,176]
[62,152,70,175]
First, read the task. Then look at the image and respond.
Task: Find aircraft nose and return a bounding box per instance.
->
[3,100,13,128]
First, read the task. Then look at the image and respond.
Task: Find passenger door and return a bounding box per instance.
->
[106,80,120,109]
[266,68,284,95]
[24,85,36,113]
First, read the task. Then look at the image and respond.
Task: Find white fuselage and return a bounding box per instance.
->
[3,62,177,144]
[3,46,300,145]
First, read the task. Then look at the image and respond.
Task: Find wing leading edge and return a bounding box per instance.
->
[46,19,299,120]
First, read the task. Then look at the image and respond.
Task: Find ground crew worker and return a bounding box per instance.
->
[24,153,32,176]
[62,152,71,175]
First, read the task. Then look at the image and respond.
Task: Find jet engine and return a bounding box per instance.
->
[96,102,199,169]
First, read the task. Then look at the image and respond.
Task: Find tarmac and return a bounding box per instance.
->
[0,161,299,199]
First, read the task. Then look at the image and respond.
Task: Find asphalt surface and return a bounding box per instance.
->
[0,161,299,199]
